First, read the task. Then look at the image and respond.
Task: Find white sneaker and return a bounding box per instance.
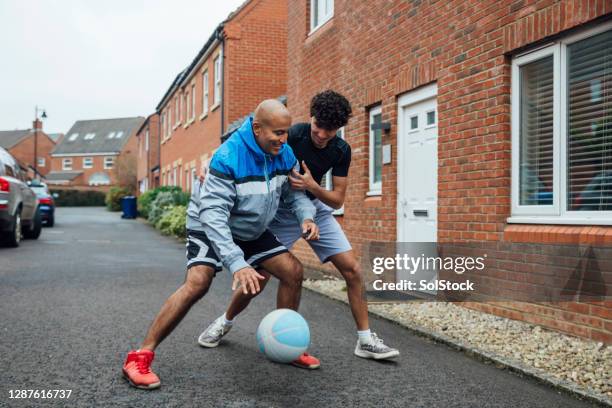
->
[198,316,232,348]
[354,333,399,360]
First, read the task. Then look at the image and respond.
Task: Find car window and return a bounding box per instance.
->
[4,164,14,177]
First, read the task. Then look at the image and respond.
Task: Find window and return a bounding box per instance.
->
[202,70,209,115]
[214,55,221,105]
[145,129,149,152]
[322,128,345,215]
[191,84,196,120]
[37,157,45,167]
[310,0,334,32]
[104,156,114,169]
[83,157,93,169]
[426,110,436,126]
[369,106,383,194]
[511,24,612,223]
[191,167,197,190]
[183,92,187,121]
[168,107,172,131]
[173,167,177,186]
[62,158,72,170]
[186,90,191,121]
[115,131,123,139]
[68,133,79,141]
[84,132,96,140]
[175,97,179,125]
[107,131,115,139]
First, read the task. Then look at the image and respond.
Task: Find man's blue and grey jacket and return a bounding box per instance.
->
[186,117,316,274]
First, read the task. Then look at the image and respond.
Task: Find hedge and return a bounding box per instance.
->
[50,189,106,207]
[138,186,188,218]
[105,187,131,211]
[155,205,187,238]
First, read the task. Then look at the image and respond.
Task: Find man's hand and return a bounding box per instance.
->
[290,161,318,192]
[301,219,319,241]
[232,267,266,295]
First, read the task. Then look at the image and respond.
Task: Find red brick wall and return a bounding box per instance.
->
[158,0,288,191]
[9,132,55,177]
[287,0,612,342]
[136,114,160,194]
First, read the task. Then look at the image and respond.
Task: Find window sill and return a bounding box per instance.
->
[184,118,195,128]
[173,123,180,130]
[366,190,382,197]
[211,103,220,112]
[504,224,612,245]
[199,112,208,121]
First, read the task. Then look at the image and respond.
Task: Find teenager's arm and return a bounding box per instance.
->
[290,161,347,209]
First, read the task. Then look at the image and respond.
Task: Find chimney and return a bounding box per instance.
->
[33,119,43,131]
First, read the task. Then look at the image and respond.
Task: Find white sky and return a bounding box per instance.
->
[0,0,245,134]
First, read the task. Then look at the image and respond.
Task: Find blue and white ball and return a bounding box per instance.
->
[256,309,310,363]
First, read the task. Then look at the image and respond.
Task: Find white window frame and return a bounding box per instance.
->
[310,0,334,33]
[104,156,114,170]
[509,22,612,225]
[37,157,45,167]
[368,105,383,195]
[175,97,179,125]
[323,127,345,215]
[191,83,196,120]
[202,70,209,116]
[83,157,93,169]
[213,55,221,105]
[191,167,197,190]
[62,158,72,171]
[145,129,149,152]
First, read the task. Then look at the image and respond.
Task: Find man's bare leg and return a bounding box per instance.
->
[141,265,215,350]
[225,252,303,320]
[327,250,369,331]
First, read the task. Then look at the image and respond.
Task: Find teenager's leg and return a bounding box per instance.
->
[142,265,215,351]
[328,250,369,331]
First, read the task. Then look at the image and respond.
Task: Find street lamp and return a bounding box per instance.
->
[33,106,47,177]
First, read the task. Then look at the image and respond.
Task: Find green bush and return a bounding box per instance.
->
[50,189,106,206]
[105,186,131,211]
[147,191,176,225]
[138,186,188,218]
[155,205,187,238]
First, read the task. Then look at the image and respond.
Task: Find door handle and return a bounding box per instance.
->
[413,209,428,217]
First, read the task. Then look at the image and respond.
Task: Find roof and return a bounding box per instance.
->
[45,171,83,182]
[47,133,63,143]
[52,117,145,155]
[0,129,31,149]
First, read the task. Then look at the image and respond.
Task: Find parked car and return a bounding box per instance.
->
[28,180,55,226]
[0,147,42,246]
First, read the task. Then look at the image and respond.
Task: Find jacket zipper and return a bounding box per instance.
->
[264,155,273,219]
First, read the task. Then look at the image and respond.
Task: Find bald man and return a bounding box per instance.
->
[122,100,319,390]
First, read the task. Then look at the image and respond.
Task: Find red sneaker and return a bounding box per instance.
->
[291,352,320,369]
[122,349,161,389]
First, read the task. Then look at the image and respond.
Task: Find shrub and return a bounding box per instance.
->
[50,189,106,206]
[105,186,131,211]
[147,191,176,225]
[138,186,187,218]
[155,205,187,238]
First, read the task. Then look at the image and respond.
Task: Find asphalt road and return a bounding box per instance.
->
[0,207,599,407]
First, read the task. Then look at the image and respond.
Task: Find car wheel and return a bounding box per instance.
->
[4,208,22,247]
[47,214,55,227]
[23,207,42,240]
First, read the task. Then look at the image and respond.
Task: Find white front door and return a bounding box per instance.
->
[397,84,438,243]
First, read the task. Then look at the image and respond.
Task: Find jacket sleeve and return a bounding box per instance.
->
[281,159,317,224]
[199,160,250,274]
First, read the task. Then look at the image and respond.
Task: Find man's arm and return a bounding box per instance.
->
[289,161,347,209]
[199,166,249,275]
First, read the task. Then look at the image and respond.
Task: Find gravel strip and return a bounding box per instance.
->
[303,277,612,404]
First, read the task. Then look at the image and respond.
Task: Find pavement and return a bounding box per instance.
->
[0,207,602,407]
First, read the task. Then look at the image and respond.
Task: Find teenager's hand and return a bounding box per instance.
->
[302,219,320,241]
[233,267,266,295]
[290,161,317,192]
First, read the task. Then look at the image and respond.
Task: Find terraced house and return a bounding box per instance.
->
[287,0,612,343]
[48,117,144,191]
[0,119,56,178]
[156,0,287,192]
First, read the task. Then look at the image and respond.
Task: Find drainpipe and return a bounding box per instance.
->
[217,27,225,136]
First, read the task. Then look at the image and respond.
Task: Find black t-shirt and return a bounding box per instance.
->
[287,123,351,199]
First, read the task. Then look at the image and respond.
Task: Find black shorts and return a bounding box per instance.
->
[186,229,288,272]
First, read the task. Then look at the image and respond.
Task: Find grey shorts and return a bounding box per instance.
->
[269,199,352,263]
